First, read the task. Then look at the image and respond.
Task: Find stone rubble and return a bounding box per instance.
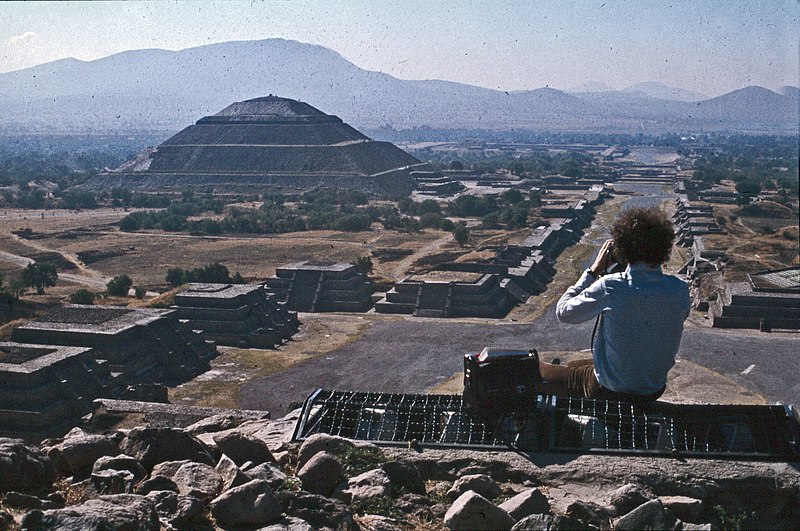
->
[0,409,796,530]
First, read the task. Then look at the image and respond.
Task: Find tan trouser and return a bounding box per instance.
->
[539,359,664,403]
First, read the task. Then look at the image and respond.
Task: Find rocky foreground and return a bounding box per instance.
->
[1,409,798,530]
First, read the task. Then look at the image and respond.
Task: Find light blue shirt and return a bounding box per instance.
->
[556,263,691,395]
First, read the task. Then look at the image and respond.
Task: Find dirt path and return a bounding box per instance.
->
[6,233,111,289]
[389,233,453,280]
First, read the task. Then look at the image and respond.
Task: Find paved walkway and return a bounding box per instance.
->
[240,310,800,416]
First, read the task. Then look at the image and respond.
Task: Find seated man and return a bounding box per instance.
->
[540,207,691,402]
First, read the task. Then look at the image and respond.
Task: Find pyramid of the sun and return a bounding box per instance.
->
[93,96,424,195]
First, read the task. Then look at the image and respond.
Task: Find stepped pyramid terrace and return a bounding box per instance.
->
[89,96,425,195]
[265,261,374,313]
[11,306,217,393]
[172,283,299,347]
[0,343,101,439]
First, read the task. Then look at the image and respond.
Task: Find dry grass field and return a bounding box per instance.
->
[0,207,456,296]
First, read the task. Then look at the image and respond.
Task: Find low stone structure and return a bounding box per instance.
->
[375,271,525,318]
[12,305,217,390]
[0,343,104,439]
[376,195,601,318]
[673,197,723,247]
[711,266,800,331]
[265,262,373,313]
[410,170,465,196]
[172,283,299,348]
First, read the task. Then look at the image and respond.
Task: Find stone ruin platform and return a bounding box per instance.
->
[172,283,299,348]
[375,272,524,318]
[711,267,800,331]
[265,261,373,313]
[12,305,218,390]
[0,342,105,439]
[375,199,600,319]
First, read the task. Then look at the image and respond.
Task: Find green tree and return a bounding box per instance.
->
[22,262,58,294]
[353,255,373,275]
[166,267,185,286]
[106,274,133,296]
[453,223,470,246]
[501,189,524,204]
[134,286,146,299]
[69,289,95,305]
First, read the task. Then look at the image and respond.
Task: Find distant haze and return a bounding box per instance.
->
[0,1,797,97]
[0,39,796,134]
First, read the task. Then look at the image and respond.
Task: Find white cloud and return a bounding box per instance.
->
[8,31,37,46]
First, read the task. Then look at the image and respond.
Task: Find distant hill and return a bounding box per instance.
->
[567,81,618,93]
[622,82,708,102]
[0,38,797,134]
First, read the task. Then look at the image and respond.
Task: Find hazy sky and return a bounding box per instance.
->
[1,1,798,96]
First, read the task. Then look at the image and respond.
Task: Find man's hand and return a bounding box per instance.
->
[589,239,614,277]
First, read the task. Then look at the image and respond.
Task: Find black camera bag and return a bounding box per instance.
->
[462,348,541,417]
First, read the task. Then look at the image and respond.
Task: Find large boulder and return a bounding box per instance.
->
[659,495,704,523]
[92,455,147,483]
[444,490,515,531]
[20,494,159,530]
[334,468,392,504]
[608,483,655,516]
[119,428,213,470]
[213,431,276,466]
[276,490,355,531]
[297,451,344,497]
[0,438,55,493]
[210,479,281,527]
[511,514,587,530]
[259,515,315,530]
[296,434,357,469]
[447,474,502,501]
[150,460,191,480]
[244,461,287,490]
[146,490,205,528]
[381,461,426,495]
[614,499,678,530]
[90,469,136,495]
[134,475,178,496]
[216,454,251,492]
[499,488,551,520]
[565,499,610,528]
[171,462,222,500]
[56,429,118,477]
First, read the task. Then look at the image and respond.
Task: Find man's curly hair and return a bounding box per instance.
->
[611,207,675,265]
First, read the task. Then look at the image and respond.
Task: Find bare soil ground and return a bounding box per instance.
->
[702,202,799,281]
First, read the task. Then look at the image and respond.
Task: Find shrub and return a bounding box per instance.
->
[453,224,469,246]
[22,262,58,294]
[69,289,94,305]
[134,286,146,299]
[419,212,445,229]
[353,256,373,274]
[166,267,185,286]
[106,275,133,297]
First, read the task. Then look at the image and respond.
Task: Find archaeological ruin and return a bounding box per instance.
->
[87,95,425,195]
[265,261,374,313]
[710,266,800,331]
[376,194,602,318]
[0,342,101,439]
[11,305,217,392]
[172,283,299,348]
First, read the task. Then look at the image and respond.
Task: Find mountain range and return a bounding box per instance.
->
[0,38,797,135]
